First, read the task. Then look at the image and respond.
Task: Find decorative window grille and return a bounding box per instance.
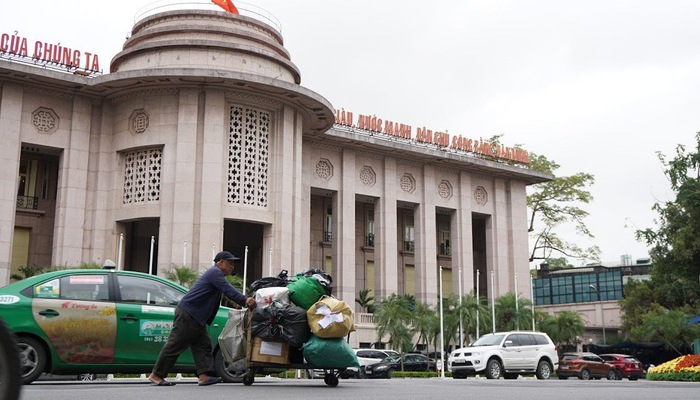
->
[228,105,269,207]
[123,148,162,204]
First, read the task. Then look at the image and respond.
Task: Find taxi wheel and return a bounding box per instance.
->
[214,349,246,383]
[17,337,46,384]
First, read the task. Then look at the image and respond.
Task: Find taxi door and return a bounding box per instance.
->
[113,275,195,365]
[31,273,117,364]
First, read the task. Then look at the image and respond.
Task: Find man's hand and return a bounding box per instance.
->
[245,297,256,309]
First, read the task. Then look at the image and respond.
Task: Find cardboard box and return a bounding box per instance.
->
[250,337,289,364]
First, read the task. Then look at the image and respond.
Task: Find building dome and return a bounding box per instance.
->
[110,9,300,84]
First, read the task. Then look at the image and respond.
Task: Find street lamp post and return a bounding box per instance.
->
[589,284,606,345]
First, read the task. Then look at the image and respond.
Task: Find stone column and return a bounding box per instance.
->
[454,171,474,296]
[376,157,398,299]
[333,147,356,304]
[160,88,204,272]
[271,105,298,273]
[488,179,512,297]
[0,83,23,285]
[196,90,226,270]
[53,95,92,266]
[507,180,531,298]
[416,164,438,305]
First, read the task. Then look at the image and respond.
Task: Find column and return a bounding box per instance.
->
[416,164,437,305]
[376,157,398,298]
[333,148,356,303]
[454,171,474,295]
[507,180,531,297]
[0,83,23,285]
[196,90,226,269]
[162,88,203,271]
[53,95,93,266]
[272,105,298,273]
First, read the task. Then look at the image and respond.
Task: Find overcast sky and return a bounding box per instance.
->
[3,0,700,266]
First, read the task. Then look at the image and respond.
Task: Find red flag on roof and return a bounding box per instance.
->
[211,0,239,14]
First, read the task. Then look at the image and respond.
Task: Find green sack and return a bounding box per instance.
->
[302,335,360,368]
[287,276,326,309]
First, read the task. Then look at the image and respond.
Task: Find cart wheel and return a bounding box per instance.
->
[324,375,339,387]
[243,374,254,386]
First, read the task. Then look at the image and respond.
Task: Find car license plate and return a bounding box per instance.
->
[365,370,372,374]
[561,366,569,370]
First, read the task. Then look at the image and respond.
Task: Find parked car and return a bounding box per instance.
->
[599,353,644,380]
[447,331,558,379]
[339,348,400,378]
[0,268,240,384]
[557,352,617,380]
[364,353,436,378]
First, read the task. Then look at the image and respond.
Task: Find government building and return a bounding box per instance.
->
[0,3,551,346]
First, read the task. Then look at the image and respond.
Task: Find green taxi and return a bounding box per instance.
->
[0,268,242,384]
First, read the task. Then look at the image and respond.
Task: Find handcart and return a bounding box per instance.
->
[242,311,347,387]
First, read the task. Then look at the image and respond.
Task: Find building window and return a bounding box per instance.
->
[324,199,332,242]
[439,230,451,256]
[123,148,162,204]
[404,214,414,252]
[366,206,374,247]
[17,159,38,210]
[227,105,269,207]
[533,269,624,306]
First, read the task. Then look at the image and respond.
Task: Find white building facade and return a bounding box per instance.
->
[0,5,551,347]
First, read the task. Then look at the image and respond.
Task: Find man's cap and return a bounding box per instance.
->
[214,251,240,262]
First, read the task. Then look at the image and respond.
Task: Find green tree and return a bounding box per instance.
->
[494,292,534,332]
[10,265,45,281]
[412,301,438,353]
[619,278,658,340]
[527,152,600,264]
[640,309,700,355]
[539,310,585,354]
[355,288,375,313]
[373,294,415,370]
[454,292,489,346]
[163,265,199,288]
[636,134,700,309]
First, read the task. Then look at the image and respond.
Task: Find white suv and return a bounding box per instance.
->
[447,331,558,379]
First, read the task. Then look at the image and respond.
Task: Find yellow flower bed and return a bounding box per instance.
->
[647,354,700,381]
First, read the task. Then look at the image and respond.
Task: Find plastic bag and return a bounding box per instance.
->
[302,335,360,368]
[300,268,332,295]
[217,308,247,363]
[254,286,290,309]
[250,270,289,292]
[307,296,355,338]
[250,304,311,348]
[287,276,327,309]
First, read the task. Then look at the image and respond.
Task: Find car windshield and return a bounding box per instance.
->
[471,334,505,346]
[383,355,400,363]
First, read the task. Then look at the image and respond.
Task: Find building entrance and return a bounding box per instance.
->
[223,220,265,288]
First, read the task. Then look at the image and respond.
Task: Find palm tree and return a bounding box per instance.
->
[10,265,45,281]
[641,309,700,355]
[356,288,375,313]
[412,301,438,354]
[494,292,535,331]
[539,310,584,354]
[164,265,199,288]
[454,292,489,346]
[373,294,415,371]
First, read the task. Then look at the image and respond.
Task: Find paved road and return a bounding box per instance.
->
[19,376,700,400]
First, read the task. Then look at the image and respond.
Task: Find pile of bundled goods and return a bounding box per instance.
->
[220,268,359,370]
